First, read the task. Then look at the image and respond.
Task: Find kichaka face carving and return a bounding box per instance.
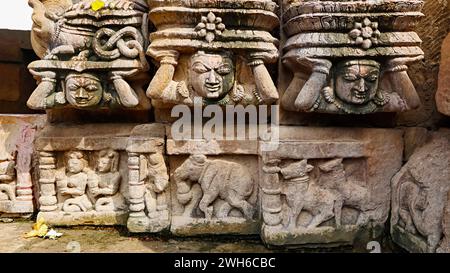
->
[335,60,380,105]
[65,73,103,108]
[189,51,235,100]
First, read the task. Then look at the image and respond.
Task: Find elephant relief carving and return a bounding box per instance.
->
[174,155,257,220]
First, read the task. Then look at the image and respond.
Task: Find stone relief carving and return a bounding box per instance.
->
[27,0,150,110]
[264,158,370,232]
[281,0,425,114]
[140,153,170,223]
[90,149,127,212]
[54,150,127,213]
[391,134,450,253]
[174,155,257,220]
[260,127,403,247]
[0,116,43,216]
[146,0,279,106]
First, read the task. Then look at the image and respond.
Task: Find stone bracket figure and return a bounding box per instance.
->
[281,0,425,115]
[282,56,423,114]
[27,0,150,110]
[146,1,279,107]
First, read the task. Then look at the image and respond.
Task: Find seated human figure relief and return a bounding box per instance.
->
[56,151,93,212]
[173,154,257,220]
[88,149,126,212]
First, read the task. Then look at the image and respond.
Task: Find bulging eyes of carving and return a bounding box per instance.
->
[86,85,98,92]
[344,74,358,81]
[68,84,79,91]
[192,62,210,73]
[216,64,232,75]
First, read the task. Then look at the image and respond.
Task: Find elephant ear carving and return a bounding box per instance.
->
[28,0,73,58]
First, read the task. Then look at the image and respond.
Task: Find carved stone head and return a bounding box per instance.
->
[97,149,119,173]
[65,151,88,174]
[65,73,103,108]
[334,60,380,105]
[189,51,235,101]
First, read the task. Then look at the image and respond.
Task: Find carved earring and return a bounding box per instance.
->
[230,81,244,102]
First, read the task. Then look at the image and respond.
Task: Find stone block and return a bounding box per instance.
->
[260,126,404,248]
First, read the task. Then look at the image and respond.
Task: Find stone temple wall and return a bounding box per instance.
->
[0,0,449,253]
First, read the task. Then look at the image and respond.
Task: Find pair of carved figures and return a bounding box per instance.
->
[268,158,370,230]
[55,150,126,212]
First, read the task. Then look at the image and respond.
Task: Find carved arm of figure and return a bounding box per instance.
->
[294,58,332,111]
[60,173,88,197]
[27,70,57,110]
[146,49,180,100]
[247,52,279,104]
[383,56,424,110]
[282,57,332,111]
[89,172,121,197]
[109,69,140,107]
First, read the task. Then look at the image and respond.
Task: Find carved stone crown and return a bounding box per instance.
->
[283,0,424,59]
[147,0,279,63]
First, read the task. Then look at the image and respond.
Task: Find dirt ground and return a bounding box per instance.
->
[0,219,273,253]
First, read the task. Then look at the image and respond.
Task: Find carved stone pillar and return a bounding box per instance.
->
[38,152,58,212]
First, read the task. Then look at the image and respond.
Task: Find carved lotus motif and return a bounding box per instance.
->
[349,18,381,50]
[195,12,226,43]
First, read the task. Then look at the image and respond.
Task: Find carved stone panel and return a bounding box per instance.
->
[126,124,168,233]
[27,0,150,110]
[391,131,450,253]
[146,0,279,111]
[281,0,425,115]
[0,115,45,217]
[35,124,135,225]
[167,131,260,236]
[260,127,403,248]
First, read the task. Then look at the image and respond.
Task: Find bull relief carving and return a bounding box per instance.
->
[262,158,371,234]
[146,0,279,106]
[27,0,150,110]
[281,0,425,114]
[171,155,258,235]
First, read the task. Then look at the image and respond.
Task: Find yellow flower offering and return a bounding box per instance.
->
[91,0,105,11]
